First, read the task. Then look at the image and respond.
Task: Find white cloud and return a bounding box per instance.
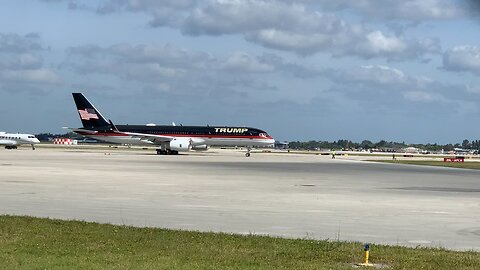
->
[66,43,287,100]
[0,33,42,53]
[245,29,335,56]
[364,31,407,54]
[52,0,469,23]
[329,65,408,86]
[16,54,43,69]
[0,69,60,84]
[311,0,465,21]
[0,53,43,70]
[124,63,185,80]
[67,43,281,79]
[45,0,442,60]
[0,32,60,89]
[466,84,480,94]
[404,91,438,102]
[222,52,274,73]
[182,1,439,59]
[322,64,460,105]
[183,1,311,35]
[443,45,480,75]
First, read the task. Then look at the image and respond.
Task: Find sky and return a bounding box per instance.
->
[1,0,480,143]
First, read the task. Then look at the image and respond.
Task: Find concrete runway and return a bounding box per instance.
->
[1,147,479,251]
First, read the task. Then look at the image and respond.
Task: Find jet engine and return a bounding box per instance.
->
[169,138,192,152]
[191,144,209,151]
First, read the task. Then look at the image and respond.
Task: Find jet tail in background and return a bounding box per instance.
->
[72,93,110,129]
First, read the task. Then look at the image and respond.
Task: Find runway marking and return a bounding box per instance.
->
[5,180,35,184]
[388,187,480,193]
[408,210,450,215]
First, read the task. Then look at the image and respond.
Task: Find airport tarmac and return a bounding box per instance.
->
[1,146,479,251]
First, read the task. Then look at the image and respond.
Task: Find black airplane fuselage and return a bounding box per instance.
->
[76,124,274,147]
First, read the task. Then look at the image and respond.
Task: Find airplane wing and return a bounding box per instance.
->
[119,131,174,143]
[65,127,173,143]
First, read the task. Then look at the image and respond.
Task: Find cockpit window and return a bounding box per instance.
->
[28,136,35,138]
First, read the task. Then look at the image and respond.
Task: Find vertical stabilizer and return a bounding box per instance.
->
[72,93,110,129]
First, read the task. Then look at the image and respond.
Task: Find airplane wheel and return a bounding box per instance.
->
[245,152,251,157]
[156,149,167,155]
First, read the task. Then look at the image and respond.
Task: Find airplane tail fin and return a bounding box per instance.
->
[72,93,110,129]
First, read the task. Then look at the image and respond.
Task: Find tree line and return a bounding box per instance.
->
[288,139,480,151]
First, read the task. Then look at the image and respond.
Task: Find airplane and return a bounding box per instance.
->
[0,132,40,150]
[67,93,275,156]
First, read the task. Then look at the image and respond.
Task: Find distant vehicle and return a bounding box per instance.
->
[0,132,40,150]
[66,93,275,156]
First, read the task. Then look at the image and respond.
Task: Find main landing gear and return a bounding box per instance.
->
[156,149,179,155]
[5,146,18,149]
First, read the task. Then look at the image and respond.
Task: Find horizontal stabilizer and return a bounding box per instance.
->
[63,127,99,134]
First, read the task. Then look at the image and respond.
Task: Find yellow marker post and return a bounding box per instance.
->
[357,243,375,267]
[365,244,370,265]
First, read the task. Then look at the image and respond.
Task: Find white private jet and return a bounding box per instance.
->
[0,132,40,150]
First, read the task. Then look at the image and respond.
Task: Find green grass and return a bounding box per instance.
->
[0,216,479,269]
[369,160,480,170]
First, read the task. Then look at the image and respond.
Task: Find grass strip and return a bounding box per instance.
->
[368,160,480,170]
[0,215,479,269]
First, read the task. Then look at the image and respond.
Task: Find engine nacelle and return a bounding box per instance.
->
[169,138,192,152]
[191,144,209,151]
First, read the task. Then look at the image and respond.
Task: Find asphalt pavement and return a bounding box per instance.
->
[1,147,479,250]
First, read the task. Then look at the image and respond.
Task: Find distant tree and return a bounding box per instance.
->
[286,139,480,153]
[35,133,54,142]
[337,139,350,149]
[375,140,387,148]
[444,144,454,151]
[462,139,471,149]
[472,140,480,150]
[360,140,374,149]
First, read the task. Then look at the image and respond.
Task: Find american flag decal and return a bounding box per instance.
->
[78,109,99,120]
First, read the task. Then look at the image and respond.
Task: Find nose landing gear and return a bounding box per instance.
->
[245,147,251,157]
